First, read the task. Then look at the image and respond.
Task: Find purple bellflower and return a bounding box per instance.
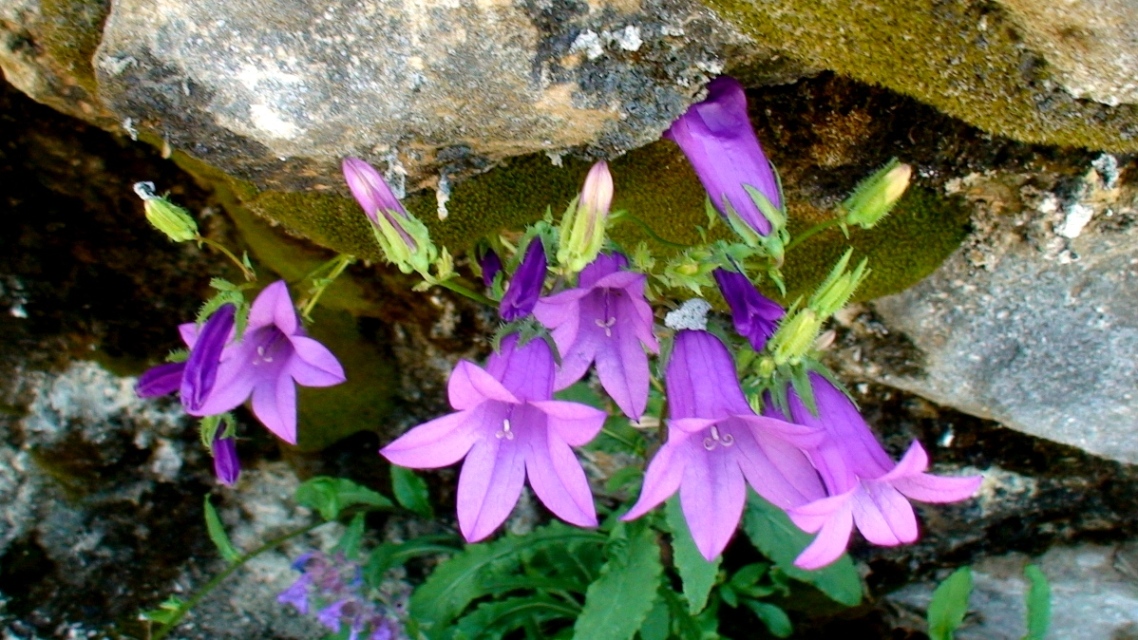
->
[342,157,415,248]
[186,281,346,445]
[499,239,547,321]
[137,303,236,403]
[381,335,607,542]
[713,269,784,352]
[533,253,658,420]
[279,551,403,639]
[479,248,503,289]
[623,330,825,560]
[665,76,779,237]
[767,373,983,569]
[213,431,241,486]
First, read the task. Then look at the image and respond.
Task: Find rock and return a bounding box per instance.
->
[91,0,753,191]
[841,156,1138,464]
[889,542,1138,640]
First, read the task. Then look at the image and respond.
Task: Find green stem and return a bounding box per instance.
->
[436,277,496,307]
[601,426,640,453]
[613,213,693,249]
[300,254,355,321]
[784,217,845,253]
[196,236,256,281]
[150,520,323,640]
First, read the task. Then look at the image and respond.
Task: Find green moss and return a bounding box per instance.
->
[705,0,1138,151]
[37,0,109,94]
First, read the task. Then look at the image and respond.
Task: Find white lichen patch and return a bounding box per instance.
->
[665,298,712,331]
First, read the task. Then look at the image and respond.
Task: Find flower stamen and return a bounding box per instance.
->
[594,317,616,337]
[495,418,515,441]
[703,424,734,450]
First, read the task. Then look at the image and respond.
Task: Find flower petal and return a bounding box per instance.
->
[593,311,651,420]
[249,280,298,335]
[892,467,983,504]
[624,429,692,520]
[448,360,518,409]
[792,499,854,570]
[796,373,894,477]
[288,336,346,387]
[525,414,597,527]
[488,336,555,402]
[251,374,298,444]
[728,420,825,508]
[851,482,918,546]
[137,362,185,398]
[457,433,527,542]
[529,400,606,446]
[181,304,236,412]
[187,343,259,417]
[733,414,824,449]
[667,331,752,419]
[380,406,489,468]
[578,253,629,288]
[787,490,856,534]
[679,440,747,560]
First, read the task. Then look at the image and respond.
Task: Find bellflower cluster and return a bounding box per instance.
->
[278,551,403,640]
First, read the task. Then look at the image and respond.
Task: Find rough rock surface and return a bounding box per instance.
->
[92,0,751,190]
[889,543,1138,640]
[842,156,1138,464]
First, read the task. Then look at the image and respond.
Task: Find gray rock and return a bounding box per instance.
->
[889,542,1138,640]
[850,157,1138,463]
[999,0,1138,107]
[91,0,753,190]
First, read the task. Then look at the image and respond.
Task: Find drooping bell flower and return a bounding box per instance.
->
[499,239,547,321]
[713,269,784,352]
[343,157,437,276]
[557,161,614,274]
[212,431,241,486]
[533,253,658,420]
[664,76,780,238]
[623,330,825,560]
[767,373,983,569]
[186,281,346,445]
[136,303,236,406]
[478,247,503,289]
[381,335,607,542]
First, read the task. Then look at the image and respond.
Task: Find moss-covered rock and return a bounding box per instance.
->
[702,0,1138,151]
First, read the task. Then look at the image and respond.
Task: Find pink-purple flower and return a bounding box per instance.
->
[623,330,825,560]
[766,373,983,569]
[534,253,658,420]
[665,76,780,237]
[713,268,784,352]
[185,281,346,445]
[380,335,607,542]
[137,303,236,405]
[499,239,548,321]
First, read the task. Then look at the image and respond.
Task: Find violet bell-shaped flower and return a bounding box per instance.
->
[623,330,825,560]
[534,253,658,420]
[380,335,607,542]
[187,281,347,445]
[766,373,983,569]
[137,303,236,403]
[343,157,436,276]
[713,269,784,352]
[499,238,547,321]
[213,431,241,486]
[665,76,780,238]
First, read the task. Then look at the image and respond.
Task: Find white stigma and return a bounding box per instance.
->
[594,317,616,337]
[702,424,734,451]
[495,418,515,440]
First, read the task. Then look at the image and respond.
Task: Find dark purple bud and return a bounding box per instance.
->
[665,76,779,236]
[479,248,503,288]
[181,303,236,412]
[713,269,785,352]
[499,239,547,321]
[213,433,241,486]
[136,362,186,398]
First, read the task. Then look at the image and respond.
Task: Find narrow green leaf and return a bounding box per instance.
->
[927,566,973,640]
[391,466,433,517]
[295,476,393,520]
[741,493,863,606]
[572,520,664,640]
[203,497,241,563]
[1023,564,1051,640]
[665,497,720,615]
[335,512,366,559]
[743,600,793,638]
[452,595,579,640]
[410,523,605,633]
[364,535,459,585]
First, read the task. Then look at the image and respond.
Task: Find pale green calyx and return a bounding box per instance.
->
[557,161,613,274]
[842,159,912,229]
[770,307,822,366]
[134,182,198,243]
[809,249,868,317]
[370,207,438,278]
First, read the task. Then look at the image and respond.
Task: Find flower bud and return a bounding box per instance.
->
[842,160,912,229]
[557,161,613,274]
[213,433,241,486]
[342,157,438,276]
[500,239,547,321]
[134,182,198,243]
[713,269,785,352]
[809,250,868,317]
[770,308,822,366]
[478,247,503,288]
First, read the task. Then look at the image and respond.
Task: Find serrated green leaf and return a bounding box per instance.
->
[665,497,720,615]
[741,493,863,606]
[638,595,670,640]
[364,535,459,586]
[203,496,241,563]
[572,520,664,640]
[743,600,793,638]
[928,566,973,640]
[295,476,393,521]
[453,595,579,640]
[411,523,605,634]
[1023,564,1050,640]
[391,466,433,517]
[334,512,366,559]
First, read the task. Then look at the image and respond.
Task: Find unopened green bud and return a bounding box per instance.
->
[771,308,823,365]
[370,207,438,277]
[557,161,613,273]
[842,159,912,229]
[134,182,198,242]
[810,250,868,316]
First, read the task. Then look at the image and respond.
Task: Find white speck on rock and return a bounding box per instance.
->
[613,25,643,52]
[1057,203,1094,238]
[249,103,299,140]
[571,30,605,60]
[665,298,712,331]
